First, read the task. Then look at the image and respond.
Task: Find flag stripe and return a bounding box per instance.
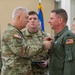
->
[66,39,74,44]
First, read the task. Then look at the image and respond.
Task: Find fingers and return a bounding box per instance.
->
[43,40,52,49]
[44,36,53,41]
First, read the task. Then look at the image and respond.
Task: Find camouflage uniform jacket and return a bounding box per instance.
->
[1,24,43,75]
[22,28,50,73]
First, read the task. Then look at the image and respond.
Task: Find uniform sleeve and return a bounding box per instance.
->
[3,31,44,58]
[64,35,74,62]
[63,34,75,75]
[24,43,44,58]
[3,31,28,57]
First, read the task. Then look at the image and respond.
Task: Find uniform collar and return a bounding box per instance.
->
[55,26,68,39]
[25,28,43,37]
[8,23,23,34]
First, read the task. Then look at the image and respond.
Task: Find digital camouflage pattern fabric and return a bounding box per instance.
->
[1,24,31,75]
[22,28,50,75]
[1,24,44,75]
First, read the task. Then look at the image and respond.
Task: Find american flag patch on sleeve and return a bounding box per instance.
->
[14,34,21,38]
[66,39,74,44]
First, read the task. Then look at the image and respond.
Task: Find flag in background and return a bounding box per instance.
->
[38,3,45,31]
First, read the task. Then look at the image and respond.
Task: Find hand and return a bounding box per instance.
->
[43,40,52,49]
[37,60,48,68]
[44,36,53,41]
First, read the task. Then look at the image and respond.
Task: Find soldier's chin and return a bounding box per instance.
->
[24,24,27,27]
[50,26,53,29]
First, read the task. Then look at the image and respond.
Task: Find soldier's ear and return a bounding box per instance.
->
[17,15,21,21]
[58,18,63,24]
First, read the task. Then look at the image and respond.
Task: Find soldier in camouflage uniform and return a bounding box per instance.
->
[1,7,52,75]
[22,11,52,75]
[1,6,30,75]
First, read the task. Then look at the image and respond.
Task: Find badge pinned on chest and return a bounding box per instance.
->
[54,41,58,44]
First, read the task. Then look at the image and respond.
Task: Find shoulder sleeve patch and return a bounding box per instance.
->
[14,34,21,39]
[66,39,74,44]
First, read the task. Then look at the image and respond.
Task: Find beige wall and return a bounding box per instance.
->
[0,0,55,37]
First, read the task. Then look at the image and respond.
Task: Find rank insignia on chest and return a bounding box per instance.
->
[66,39,74,44]
[14,34,21,39]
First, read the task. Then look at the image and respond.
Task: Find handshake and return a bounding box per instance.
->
[43,36,53,49]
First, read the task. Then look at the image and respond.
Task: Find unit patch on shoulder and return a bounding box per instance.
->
[66,39,74,44]
[14,34,21,39]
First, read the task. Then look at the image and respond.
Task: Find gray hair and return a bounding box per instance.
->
[12,6,28,19]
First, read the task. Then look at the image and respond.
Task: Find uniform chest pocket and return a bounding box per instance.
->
[53,58,64,69]
[53,37,63,49]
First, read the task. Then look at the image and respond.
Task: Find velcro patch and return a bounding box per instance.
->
[14,34,21,39]
[66,39,74,44]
